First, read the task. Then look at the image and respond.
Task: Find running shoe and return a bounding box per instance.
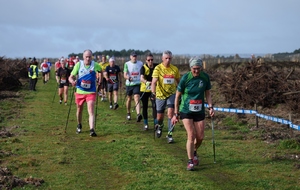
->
[167,135,174,143]
[64,102,67,106]
[90,128,97,137]
[186,162,194,171]
[155,124,163,138]
[59,100,62,104]
[109,103,113,109]
[137,114,142,122]
[76,124,82,134]
[144,125,148,131]
[101,97,104,102]
[113,103,119,110]
[193,155,199,166]
[127,113,131,120]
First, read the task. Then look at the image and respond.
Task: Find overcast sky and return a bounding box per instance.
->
[1,0,299,58]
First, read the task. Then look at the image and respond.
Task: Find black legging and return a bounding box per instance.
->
[140,92,156,120]
[30,78,38,91]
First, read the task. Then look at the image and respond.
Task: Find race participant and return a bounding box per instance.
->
[73,56,80,64]
[67,57,75,70]
[40,59,50,84]
[171,57,214,171]
[69,49,102,137]
[98,55,109,101]
[151,50,180,143]
[56,59,72,105]
[55,58,62,73]
[123,51,143,121]
[46,58,52,81]
[140,52,158,130]
[104,57,122,110]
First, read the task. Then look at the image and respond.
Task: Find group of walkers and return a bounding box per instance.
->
[30,49,215,171]
[122,50,215,171]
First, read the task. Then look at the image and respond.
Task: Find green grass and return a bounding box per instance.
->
[1,74,300,190]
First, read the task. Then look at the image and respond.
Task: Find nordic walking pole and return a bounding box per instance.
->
[211,117,216,163]
[95,85,99,130]
[131,91,146,112]
[65,87,75,133]
[122,80,131,106]
[52,84,58,104]
[168,124,175,135]
[122,92,127,106]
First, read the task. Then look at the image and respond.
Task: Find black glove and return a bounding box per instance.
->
[150,93,156,100]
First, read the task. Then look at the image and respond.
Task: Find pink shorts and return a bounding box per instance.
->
[75,93,96,106]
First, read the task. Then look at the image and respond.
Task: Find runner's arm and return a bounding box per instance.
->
[151,77,158,95]
[68,74,76,86]
[205,89,214,117]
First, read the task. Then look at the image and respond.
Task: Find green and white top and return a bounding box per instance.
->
[123,60,143,86]
[177,71,211,114]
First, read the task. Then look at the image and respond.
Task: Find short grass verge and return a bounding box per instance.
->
[1,74,300,189]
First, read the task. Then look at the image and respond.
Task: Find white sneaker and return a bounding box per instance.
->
[101,97,104,101]
[127,115,131,120]
[167,135,174,143]
[144,125,148,131]
[109,104,113,109]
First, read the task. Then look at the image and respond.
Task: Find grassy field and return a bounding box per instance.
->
[1,73,300,190]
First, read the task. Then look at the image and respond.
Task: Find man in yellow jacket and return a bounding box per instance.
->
[29,58,39,91]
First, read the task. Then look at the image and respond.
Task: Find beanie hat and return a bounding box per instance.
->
[109,57,115,62]
[189,57,203,67]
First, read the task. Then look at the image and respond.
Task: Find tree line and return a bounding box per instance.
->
[272,48,300,58]
[68,49,161,59]
[68,48,300,59]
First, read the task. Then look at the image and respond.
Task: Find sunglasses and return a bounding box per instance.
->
[147,59,153,61]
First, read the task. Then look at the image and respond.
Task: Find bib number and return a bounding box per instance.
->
[189,100,202,112]
[131,72,139,81]
[163,74,174,84]
[110,74,116,80]
[80,80,91,89]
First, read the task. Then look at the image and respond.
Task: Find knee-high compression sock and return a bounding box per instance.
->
[144,119,148,125]
[154,118,158,125]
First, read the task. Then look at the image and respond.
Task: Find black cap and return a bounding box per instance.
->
[130,51,137,56]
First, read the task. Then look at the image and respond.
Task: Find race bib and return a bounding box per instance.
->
[60,77,66,84]
[131,72,139,81]
[189,100,202,112]
[80,80,91,89]
[163,74,174,84]
[42,65,48,72]
[109,74,116,80]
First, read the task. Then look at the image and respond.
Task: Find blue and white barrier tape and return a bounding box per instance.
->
[205,104,300,130]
